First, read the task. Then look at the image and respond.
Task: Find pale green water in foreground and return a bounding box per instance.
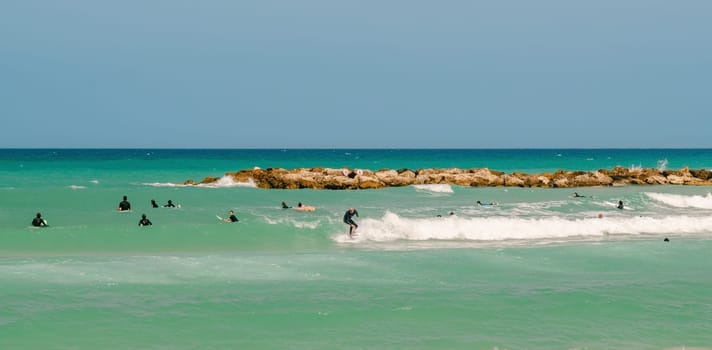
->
[2,149,712,349]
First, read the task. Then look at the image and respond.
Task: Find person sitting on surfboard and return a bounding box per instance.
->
[138,214,152,227]
[31,212,48,227]
[281,201,291,209]
[617,200,624,210]
[118,195,131,211]
[151,199,159,208]
[224,210,239,223]
[343,208,359,237]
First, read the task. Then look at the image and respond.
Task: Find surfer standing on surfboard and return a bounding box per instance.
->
[343,208,359,238]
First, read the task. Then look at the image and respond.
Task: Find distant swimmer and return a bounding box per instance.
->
[164,200,176,208]
[281,201,291,209]
[617,200,624,210]
[151,199,159,208]
[138,214,152,226]
[224,210,239,223]
[664,237,670,242]
[573,192,586,198]
[118,195,131,211]
[294,202,316,212]
[343,207,359,237]
[31,212,48,227]
[477,200,497,206]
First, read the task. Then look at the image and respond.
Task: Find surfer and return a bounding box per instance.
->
[617,200,624,210]
[224,210,239,223]
[138,214,152,226]
[343,207,359,237]
[573,192,585,198]
[164,200,176,208]
[151,199,159,208]
[281,201,291,209]
[477,200,497,206]
[118,195,131,211]
[295,202,316,211]
[31,212,48,227]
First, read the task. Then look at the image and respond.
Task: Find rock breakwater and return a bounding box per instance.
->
[184,167,712,189]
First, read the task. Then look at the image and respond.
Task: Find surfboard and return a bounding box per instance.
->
[216,215,224,221]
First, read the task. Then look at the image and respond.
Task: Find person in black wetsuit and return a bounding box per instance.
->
[224,210,239,223]
[118,195,131,211]
[617,200,624,210]
[343,208,359,237]
[138,214,152,226]
[151,199,159,208]
[164,200,176,208]
[281,201,290,209]
[31,212,48,227]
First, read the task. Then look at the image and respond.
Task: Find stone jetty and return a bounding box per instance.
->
[183,166,712,189]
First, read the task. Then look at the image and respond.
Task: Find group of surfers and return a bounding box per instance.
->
[33,192,625,239]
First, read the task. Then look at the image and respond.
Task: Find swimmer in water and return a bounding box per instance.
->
[138,214,152,227]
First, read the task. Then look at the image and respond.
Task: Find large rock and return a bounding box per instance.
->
[188,166,712,189]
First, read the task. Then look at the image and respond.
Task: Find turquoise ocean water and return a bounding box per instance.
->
[2,149,712,349]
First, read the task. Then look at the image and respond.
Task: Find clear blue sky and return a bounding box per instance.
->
[1,1,710,148]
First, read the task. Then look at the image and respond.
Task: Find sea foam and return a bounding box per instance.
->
[344,211,712,243]
[412,184,454,194]
[645,192,712,209]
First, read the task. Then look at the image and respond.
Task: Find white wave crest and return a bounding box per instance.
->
[412,184,454,194]
[646,192,712,209]
[143,176,257,189]
[342,211,712,242]
[68,185,87,190]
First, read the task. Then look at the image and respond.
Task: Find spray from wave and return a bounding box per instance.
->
[412,184,454,194]
[143,176,257,188]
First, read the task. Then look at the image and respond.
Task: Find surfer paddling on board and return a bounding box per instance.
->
[295,202,316,212]
[118,195,131,212]
[343,207,359,238]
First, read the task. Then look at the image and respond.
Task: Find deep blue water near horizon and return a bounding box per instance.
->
[2,148,712,349]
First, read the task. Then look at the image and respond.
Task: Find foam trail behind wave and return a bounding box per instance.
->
[341,211,712,242]
[646,192,712,209]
